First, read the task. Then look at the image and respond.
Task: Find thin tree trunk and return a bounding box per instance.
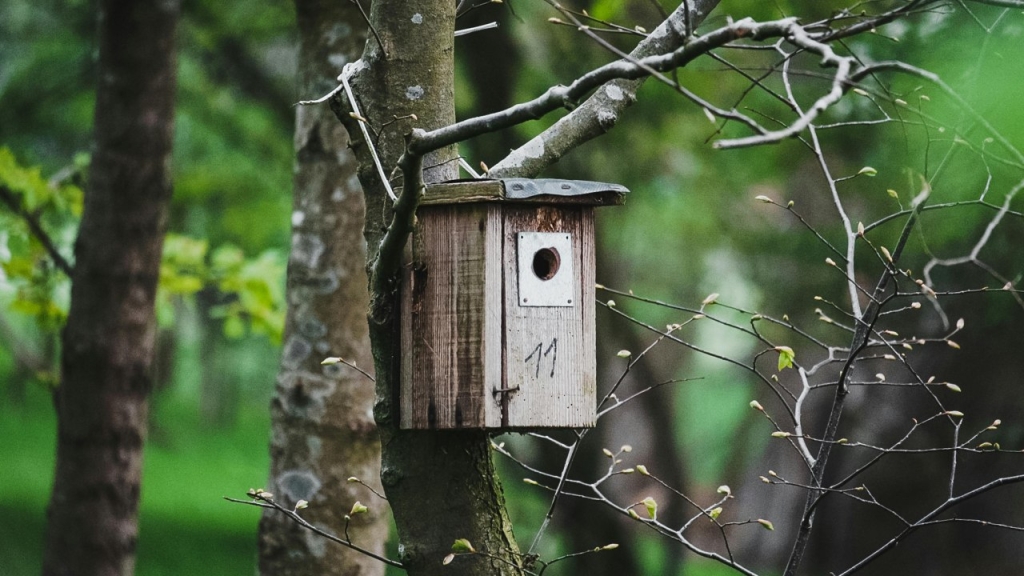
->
[42,1,180,575]
[329,2,524,575]
[257,1,388,574]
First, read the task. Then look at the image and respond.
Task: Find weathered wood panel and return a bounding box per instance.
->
[401,204,502,428]
[502,206,596,428]
[423,179,626,206]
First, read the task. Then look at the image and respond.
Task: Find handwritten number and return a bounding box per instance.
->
[525,342,543,378]
[524,338,558,379]
[544,338,557,377]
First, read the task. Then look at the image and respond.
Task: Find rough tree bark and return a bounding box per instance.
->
[257,1,388,574]
[328,2,522,575]
[312,1,726,574]
[41,1,181,575]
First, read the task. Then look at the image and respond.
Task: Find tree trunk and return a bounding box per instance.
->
[41,1,180,575]
[257,1,388,574]
[329,2,524,575]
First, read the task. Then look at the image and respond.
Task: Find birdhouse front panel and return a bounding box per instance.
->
[399,179,625,430]
[501,205,595,429]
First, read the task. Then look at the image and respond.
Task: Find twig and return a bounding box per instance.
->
[0,184,74,276]
[783,199,926,576]
[339,62,397,203]
[348,0,386,58]
[321,356,375,382]
[225,493,402,568]
[455,21,498,37]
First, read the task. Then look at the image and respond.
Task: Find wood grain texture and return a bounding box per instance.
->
[401,204,502,428]
[502,206,596,428]
[423,180,625,206]
[401,198,598,429]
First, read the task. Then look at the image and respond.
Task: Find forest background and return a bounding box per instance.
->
[1,0,1022,575]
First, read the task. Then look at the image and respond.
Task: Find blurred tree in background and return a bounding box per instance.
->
[1,0,1022,575]
[256,1,387,575]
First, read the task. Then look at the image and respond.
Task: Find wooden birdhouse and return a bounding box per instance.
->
[399,178,627,430]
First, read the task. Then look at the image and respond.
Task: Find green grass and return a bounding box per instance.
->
[0,380,270,576]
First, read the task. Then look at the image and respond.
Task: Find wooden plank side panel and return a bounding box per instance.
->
[503,206,596,428]
[482,205,504,428]
[401,205,498,428]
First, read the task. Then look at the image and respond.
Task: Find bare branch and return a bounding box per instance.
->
[225,493,403,568]
[489,0,721,177]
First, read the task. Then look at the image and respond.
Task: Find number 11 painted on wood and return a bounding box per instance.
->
[525,338,558,379]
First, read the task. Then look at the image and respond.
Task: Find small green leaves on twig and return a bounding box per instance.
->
[775,346,796,371]
[641,497,658,520]
[757,519,775,531]
[247,488,274,500]
[443,538,476,566]
[349,501,368,516]
[451,539,476,553]
[857,166,878,177]
[444,537,479,565]
[636,465,650,476]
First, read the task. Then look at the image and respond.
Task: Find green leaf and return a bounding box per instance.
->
[642,497,657,519]
[451,538,476,553]
[776,346,795,371]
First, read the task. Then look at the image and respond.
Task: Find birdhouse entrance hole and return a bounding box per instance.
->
[532,247,560,280]
[517,232,574,308]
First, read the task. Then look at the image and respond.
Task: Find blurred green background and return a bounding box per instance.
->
[2,0,1023,575]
